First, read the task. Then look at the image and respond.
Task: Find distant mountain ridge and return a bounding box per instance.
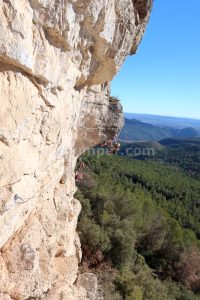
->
[125,113,200,131]
[119,118,200,142]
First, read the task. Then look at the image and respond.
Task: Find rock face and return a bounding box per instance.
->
[77,273,103,300]
[0,0,152,299]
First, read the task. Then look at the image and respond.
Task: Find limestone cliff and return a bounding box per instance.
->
[0,1,152,299]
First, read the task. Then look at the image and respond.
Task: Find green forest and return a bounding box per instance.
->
[119,138,200,180]
[76,146,200,300]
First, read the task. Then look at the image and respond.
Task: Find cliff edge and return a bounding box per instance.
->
[0,1,152,299]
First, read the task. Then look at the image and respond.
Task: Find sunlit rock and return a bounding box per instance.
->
[0,0,152,298]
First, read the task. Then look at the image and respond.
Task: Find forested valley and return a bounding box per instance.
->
[76,142,200,299]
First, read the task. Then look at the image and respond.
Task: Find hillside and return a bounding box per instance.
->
[119,118,199,142]
[125,113,200,130]
[77,153,200,300]
[119,138,200,179]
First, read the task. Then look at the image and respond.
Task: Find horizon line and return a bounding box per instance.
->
[124,112,200,121]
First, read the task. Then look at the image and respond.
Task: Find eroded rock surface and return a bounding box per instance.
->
[77,273,100,300]
[0,0,152,299]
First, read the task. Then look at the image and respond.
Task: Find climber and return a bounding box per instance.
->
[111,134,118,144]
[98,135,118,148]
[106,139,113,147]
[108,142,121,155]
[75,171,83,182]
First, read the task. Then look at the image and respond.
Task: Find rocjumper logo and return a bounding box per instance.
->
[83,145,156,157]
[124,146,156,157]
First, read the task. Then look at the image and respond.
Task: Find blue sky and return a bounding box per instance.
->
[111,0,200,119]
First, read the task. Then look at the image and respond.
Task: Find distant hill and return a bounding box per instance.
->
[119,118,199,142]
[159,137,200,146]
[125,113,200,131]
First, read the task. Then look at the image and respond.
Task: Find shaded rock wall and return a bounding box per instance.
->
[0,0,152,299]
